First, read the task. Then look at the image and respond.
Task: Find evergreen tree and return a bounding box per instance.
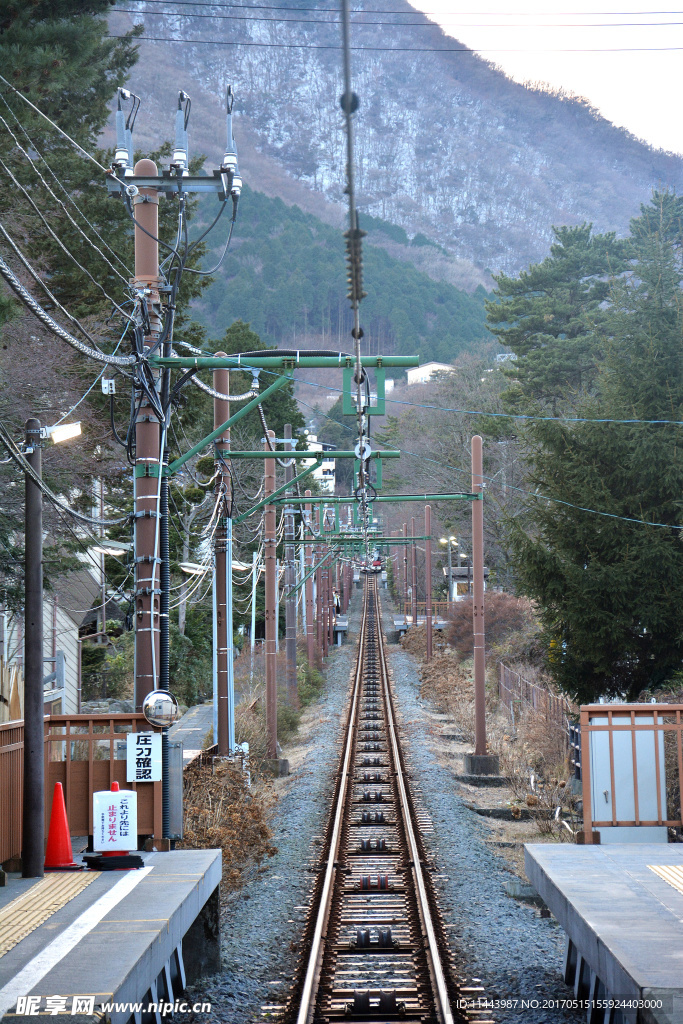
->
[505,194,683,701]
[487,225,626,414]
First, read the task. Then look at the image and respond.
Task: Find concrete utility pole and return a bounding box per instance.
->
[284,424,298,708]
[304,490,315,668]
[213,357,231,755]
[23,418,43,878]
[133,158,162,712]
[411,517,418,627]
[471,435,487,757]
[403,522,408,616]
[425,504,433,662]
[264,430,278,759]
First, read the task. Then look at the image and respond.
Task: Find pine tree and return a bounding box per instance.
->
[506,194,683,701]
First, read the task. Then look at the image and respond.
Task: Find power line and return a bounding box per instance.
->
[0,73,109,173]
[118,1,683,15]
[295,395,683,531]
[0,252,136,366]
[119,6,683,26]
[0,99,133,282]
[109,32,683,51]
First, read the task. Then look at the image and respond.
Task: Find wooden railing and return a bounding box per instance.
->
[580,704,683,840]
[403,601,451,618]
[1,714,163,865]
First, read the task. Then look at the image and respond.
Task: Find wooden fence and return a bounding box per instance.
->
[498,662,575,744]
[1,714,163,865]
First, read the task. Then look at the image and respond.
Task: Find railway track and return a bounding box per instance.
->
[283,575,493,1024]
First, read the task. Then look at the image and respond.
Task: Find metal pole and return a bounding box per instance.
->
[472,435,487,756]
[403,522,408,618]
[250,549,258,684]
[23,417,43,878]
[411,517,418,626]
[133,158,162,712]
[214,358,230,756]
[447,540,453,607]
[328,554,335,650]
[316,560,322,655]
[264,431,278,760]
[284,424,298,707]
[305,490,315,668]
[425,505,432,662]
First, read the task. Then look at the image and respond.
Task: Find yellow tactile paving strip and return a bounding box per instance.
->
[648,864,683,896]
[0,872,100,958]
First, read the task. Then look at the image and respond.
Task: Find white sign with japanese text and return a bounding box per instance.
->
[93,789,137,852]
[126,731,162,782]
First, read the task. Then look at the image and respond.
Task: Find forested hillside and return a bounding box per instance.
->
[192,185,489,362]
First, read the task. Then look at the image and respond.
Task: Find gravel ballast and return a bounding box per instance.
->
[190,587,583,1023]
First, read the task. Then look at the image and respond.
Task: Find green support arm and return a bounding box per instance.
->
[268,491,481,505]
[151,354,419,370]
[167,374,292,475]
[289,547,340,596]
[232,461,321,525]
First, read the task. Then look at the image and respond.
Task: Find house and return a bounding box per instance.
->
[0,566,113,719]
[302,434,336,493]
[406,362,455,385]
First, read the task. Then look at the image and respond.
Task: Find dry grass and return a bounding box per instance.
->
[178,759,277,899]
[416,646,579,841]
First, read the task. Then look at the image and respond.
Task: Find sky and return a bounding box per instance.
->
[405,1,683,155]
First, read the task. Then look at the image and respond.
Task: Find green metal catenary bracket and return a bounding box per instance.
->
[232,461,321,524]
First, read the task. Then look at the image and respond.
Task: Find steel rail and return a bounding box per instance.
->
[376,588,455,1024]
[295,583,369,1024]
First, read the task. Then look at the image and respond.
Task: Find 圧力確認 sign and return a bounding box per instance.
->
[126,730,162,782]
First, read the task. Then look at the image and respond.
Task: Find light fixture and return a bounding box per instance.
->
[40,421,82,444]
[179,561,208,576]
[92,542,131,556]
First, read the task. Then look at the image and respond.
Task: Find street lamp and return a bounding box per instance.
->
[439,536,457,606]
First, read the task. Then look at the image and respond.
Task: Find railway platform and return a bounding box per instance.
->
[525,843,683,1024]
[0,849,221,1024]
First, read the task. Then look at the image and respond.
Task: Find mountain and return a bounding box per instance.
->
[109,2,683,277]
[191,185,489,364]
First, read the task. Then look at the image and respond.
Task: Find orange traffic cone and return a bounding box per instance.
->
[44,782,80,870]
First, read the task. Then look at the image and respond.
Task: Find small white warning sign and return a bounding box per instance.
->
[93,789,137,851]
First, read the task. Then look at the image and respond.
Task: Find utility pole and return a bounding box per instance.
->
[425,504,432,662]
[133,158,162,712]
[472,435,486,756]
[411,516,418,627]
[316,559,323,655]
[284,424,298,707]
[304,490,315,668]
[403,522,408,618]
[23,417,43,878]
[264,430,278,759]
[214,356,232,755]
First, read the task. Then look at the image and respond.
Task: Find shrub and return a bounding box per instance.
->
[447,593,538,659]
